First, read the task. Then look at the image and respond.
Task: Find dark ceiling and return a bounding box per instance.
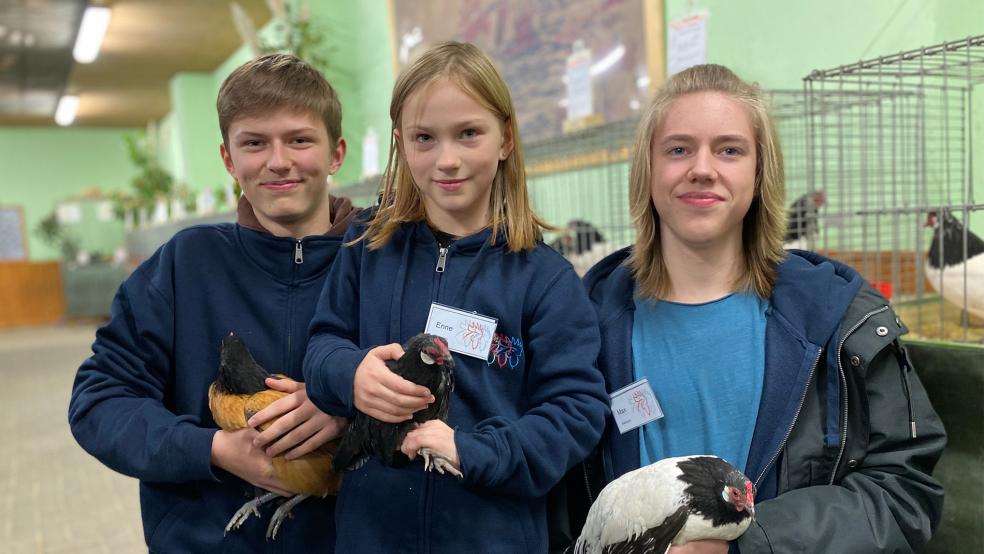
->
[0,0,271,127]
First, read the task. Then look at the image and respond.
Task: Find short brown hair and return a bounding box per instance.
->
[217,53,342,144]
[629,64,787,300]
[358,41,550,252]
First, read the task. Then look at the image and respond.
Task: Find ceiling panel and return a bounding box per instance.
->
[0,0,84,121]
[0,0,271,127]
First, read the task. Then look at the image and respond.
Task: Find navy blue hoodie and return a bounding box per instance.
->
[68,196,358,553]
[304,217,609,553]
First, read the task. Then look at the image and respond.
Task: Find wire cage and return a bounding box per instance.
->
[526,118,639,275]
[803,35,984,342]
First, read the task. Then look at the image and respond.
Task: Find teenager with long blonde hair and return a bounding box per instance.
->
[572,64,944,553]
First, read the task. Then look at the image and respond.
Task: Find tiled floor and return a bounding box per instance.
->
[0,324,144,553]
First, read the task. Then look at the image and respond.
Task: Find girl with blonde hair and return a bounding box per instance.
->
[304,41,608,552]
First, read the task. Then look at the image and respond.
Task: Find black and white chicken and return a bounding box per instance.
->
[572,456,755,554]
[785,189,826,250]
[551,219,612,276]
[925,210,984,321]
[332,333,460,477]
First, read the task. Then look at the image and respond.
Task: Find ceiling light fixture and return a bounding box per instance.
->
[55,95,79,126]
[73,6,111,63]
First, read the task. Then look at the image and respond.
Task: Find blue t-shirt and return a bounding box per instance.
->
[632,291,767,471]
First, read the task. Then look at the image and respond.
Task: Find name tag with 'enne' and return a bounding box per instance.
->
[424,302,498,360]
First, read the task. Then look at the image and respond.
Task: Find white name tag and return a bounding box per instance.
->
[424,303,498,360]
[610,378,663,434]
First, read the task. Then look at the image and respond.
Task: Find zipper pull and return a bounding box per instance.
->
[294,239,303,264]
[436,246,448,273]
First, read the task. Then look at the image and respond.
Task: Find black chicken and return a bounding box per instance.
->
[332,333,459,477]
[572,456,755,553]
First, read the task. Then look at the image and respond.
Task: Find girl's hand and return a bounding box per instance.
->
[353,344,434,422]
[668,540,730,553]
[247,378,348,460]
[400,419,459,471]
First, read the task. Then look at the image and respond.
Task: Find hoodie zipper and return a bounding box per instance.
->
[829,305,890,485]
[754,345,822,489]
[285,239,303,373]
[436,246,448,272]
[423,241,448,549]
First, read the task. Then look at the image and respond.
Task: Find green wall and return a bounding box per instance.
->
[0,127,139,260]
[665,0,982,88]
[153,0,395,196]
[168,72,227,192]
[311,1,396,190]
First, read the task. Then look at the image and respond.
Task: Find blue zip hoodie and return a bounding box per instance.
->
[304,216,609,553]
[68,196,358,553]
[582,247,864,501]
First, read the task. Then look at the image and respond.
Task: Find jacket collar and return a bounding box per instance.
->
[236,194,359,238]
[234,194,361,283]
[744,251,864,498]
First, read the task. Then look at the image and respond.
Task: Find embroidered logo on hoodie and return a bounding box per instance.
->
[488,333,523,369]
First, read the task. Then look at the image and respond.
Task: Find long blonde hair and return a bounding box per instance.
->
[356,41,549,252]
[628,64,787,300]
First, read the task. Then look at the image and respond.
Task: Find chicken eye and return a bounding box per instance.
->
[420,351,435,365]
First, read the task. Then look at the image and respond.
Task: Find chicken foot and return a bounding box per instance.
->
[267,494,309,540]
[225,491,279,534]
[419,447,463,479]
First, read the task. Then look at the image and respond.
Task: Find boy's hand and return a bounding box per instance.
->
[353,344,433,423]
[210,428,293,496]
[247,378,348,460]
[668,540,730,553]
[400,420,459,472]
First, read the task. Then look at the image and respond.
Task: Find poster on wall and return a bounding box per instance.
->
[0,207,27,260]
[667,11,708,76]
[56,202,82,225]
[393,0,650,141]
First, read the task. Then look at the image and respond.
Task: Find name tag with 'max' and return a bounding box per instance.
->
[424,302,498,360]
[610,378,664,434]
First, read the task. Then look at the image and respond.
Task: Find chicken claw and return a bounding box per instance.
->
[267,494,308,540]
[225,492,278,534]
[419,447,463,479]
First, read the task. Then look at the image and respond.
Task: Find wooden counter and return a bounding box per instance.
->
[0,261,66,328]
